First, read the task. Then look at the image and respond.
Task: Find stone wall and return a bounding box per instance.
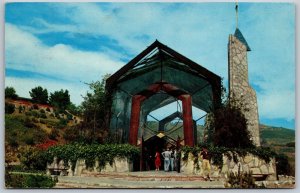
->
[180,152,276,180]
[47,157,133,176]
[228,34,260,146]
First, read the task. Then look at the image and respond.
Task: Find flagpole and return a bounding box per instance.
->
[235,1,239,29]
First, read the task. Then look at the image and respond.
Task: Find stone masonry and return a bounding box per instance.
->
[228,33,260,146]
[180,152,277,181]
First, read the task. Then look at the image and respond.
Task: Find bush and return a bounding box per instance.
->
[8,138,19,149]
[18,106,23,113]
[39,119,46,124]
[276,153,292,176]
[33,104,39,110]
[63,127,80,142]
[54,111,60,118]
[285,142,295,147]
[46,107,51,112]
[226,171,257,188]
[24,117,35,128]
[47,143,140,170]
[24,136,34,145]
[19,146,51,171]
[31,117,39,123]
[67,114,73,120]
[49,129,59,140]
[5,173,56,188]
[5,103,15,114]
[210,100,254,148]
[57,118,68,129]
[40,113,47,119]
[40,109,46,114]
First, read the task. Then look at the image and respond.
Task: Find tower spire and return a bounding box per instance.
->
[235,1,239,29]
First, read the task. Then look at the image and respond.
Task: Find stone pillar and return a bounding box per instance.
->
[228,33,260,146]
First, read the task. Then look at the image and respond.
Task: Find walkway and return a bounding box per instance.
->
[55,171,225,188]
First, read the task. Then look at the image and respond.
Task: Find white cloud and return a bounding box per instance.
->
[5,3,295,121]
[258,90,295,121]
[5,23,124,83]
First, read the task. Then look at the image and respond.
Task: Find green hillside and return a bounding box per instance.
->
[260,124,295,145]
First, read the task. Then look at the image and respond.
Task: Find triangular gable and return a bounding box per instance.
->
[106,40,221,90]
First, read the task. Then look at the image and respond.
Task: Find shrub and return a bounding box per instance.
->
[226,171,257,188]
[33,104,39,110]
[49,113,55,118]
[24,117,35,128]
[49,129,59,140]
[40,109,46,114]
[46,107,51,112]
[8,138,19,149]
[63,127,80,142]
[31,110,40,118]
[210,100,254,148]
[18,106,23,113]
[54,111,60,118]
[24,136,34,145]
[47,143,140,170]
[57,118,68,129]
[19,146,51,171]
[39,119,46,124]
[40,113,47,119]
[31,117,39,123]
[276,153,292,176]
[5,173,56,188]
[285,142,295,147]
[67,114,73,120]
[5,103,15,114]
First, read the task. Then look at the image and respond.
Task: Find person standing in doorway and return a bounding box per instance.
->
[170,149,175,171]
[173,149,178,171]
[162,148,171,172]
[154,150,161,171]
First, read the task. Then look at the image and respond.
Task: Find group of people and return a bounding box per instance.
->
[144,146,212,180]
[154,148,178,172]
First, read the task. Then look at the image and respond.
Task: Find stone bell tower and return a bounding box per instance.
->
[228,28,260,146]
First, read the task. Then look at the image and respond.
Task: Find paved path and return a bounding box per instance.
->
[55,171,225,188]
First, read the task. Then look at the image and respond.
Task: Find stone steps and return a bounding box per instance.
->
[81,172,208,181]
[55,174,225,188]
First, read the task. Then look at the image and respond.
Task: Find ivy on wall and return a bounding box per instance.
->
[46,143,140,170]
[181,145,276,169]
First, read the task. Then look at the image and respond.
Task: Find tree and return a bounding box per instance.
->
[49,89,71,111]
[80,74,111,142]
[29,86,48,104]
[5,103,15,114]
[207,96,254,148]
[5,87,18,99]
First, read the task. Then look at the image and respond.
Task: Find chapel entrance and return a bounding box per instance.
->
[141,134,178,171]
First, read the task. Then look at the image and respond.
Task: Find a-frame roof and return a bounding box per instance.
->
[106,40,221,91]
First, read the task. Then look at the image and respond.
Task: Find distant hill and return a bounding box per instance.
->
[260,124,295,146]
[143,122,295,146]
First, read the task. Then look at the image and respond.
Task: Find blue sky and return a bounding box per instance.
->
[5,2,295,129]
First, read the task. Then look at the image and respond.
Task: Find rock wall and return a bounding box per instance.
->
[228,34,260,146]
[180,152,276,180]
[47,157,133,176]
